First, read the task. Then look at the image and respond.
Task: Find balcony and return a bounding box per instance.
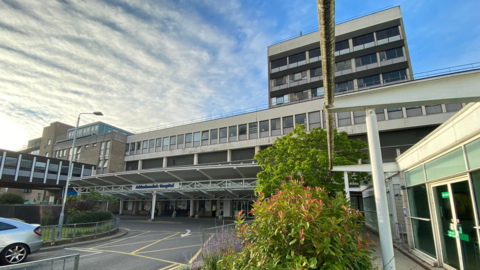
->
[377,35,401,45]
[380,56,406,67]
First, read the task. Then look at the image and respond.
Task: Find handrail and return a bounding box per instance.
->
[0,254,80,270]
[133,62,480,135]
[41,217,120,243]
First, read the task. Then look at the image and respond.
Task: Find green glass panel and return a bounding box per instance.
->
[411,219,436,258]
[425,148,466,181]
[405,166,425,186]
[466,138,480,170]
[407,185,431,219]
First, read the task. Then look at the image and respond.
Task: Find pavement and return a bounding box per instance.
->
[366,227,442,270]
[22,215,235,270]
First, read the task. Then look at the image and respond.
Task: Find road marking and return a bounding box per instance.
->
[158,263,181,270]
[136,244,201,254]
[130,232,180,254]
[100,239,160,248]
[64,248,103,258]
[91,231,151,248]
[181,229,191,237]
[83,247,184,265]
[189,248,202,264]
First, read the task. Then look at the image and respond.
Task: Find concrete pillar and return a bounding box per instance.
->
[227,150,232,162]
[388,178,400,240]
[365,108,396,270]
[344,172,350,199]
[194,153,198,165]
[138,160,143,170]
[119,200,124,215]
[190,199,195,217]
[163,157,167,168]
[133,201,137,215]
[151,191,157,220]
[255,146,261,155]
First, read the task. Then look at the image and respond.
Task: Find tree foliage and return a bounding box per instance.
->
[0,193,24,204]
[218,179,374,269]
[255,125,369,196]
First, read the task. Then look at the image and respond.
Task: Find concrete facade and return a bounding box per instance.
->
[38,122,73,157]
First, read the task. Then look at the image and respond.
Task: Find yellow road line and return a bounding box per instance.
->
[130,232,180,254]
[203,234,215,247]
[136,244,201,254]
[101,239,160,248]
[91,231,151,248]
[189,248,202,264]
[158,263,181,270]
[84,247,184,265]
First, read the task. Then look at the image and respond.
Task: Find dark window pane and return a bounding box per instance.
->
[295,114,306,126]
[178,135,184,144]
[229,126,237,137]
[289,52,306,64]
[185,134,192,143]
[210,129,218,139]
[0,222,17,231]
[352,33,374,46]
[271,58,287,69]
[202,131,209,140]
[283,116,293,128]
[260,121,269,132]
[335,40,349,51]
[239,125,247,135]
[249,123,258,134]
[312,87,324,98]
[309,48,320,58]
[219,128,227,138]
[376,26,400,40]
[271,119,280,130]
[310,67,322,77]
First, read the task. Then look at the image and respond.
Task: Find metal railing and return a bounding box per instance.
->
[0,254,80,270]
[41,218,120,244]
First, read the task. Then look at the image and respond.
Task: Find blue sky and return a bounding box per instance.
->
[0,0,479,150]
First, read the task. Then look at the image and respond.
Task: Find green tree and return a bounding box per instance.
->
[0,193,24,204]
[255,125,369,196]
[66,190,118,206]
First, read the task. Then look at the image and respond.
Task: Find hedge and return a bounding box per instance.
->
[66,210,113,224]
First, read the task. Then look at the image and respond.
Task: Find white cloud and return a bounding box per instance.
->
[0,0,273,150]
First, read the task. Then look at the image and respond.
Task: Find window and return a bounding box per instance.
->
[272,76,287,87]
[193,132,201,142]
[271,57,287,70]
[337,112,352,126]
[352,33,374,47]
[312,87,324,98]
[309,111,321,129]
[271,119,280,130]
[48,139,51,146]
[335,80,354,93]
[283,116,293,129]
[379,47,404,61]
[177,135,184,145]
[335,60,351,71]
[309,48,320,61]
[0,222,16,231]
[219,128,227,138]
[289,71,307,82]
[142,141,147,149]
[185,134,192,143]
[202,131,209,141]
[288,52,306,65]
[292,90,308,102]
[170,136,177,145]
[358,75,381,88]
[237,124,247,135]
[229,126,237,137]
[310,67,322,77]
[249,123,257,134]
[383,70,407,83]
[156,139,162,149]
[271,94,289,106]
[260,121,269,132]
[55,151,59,158]
[163,137,170,147]
[295,114,306,126]
[210,129,218,139]
[376,26,400,41]
[355,53,377,67]
[335,40,349,54]
[63,149,67,157]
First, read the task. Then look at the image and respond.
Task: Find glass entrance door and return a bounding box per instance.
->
[433,180,479,270]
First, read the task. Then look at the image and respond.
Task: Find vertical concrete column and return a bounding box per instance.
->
[163,157,168,168]
[91,166,96,176]
[151,191,157,220]
[344,172,350,199]
[365,108,395,270]
[190,199,195,217]
[138,160,143,170]
[119,200,124,215]
[388,178,400,240]
[0,152,6,180]
[14,154,22,181]
[227,150,231,162]
[421,106,427,115]
[401,107,407,118]
[255,146,261,155]
[441,104,447,113]
[133,201,137,215]
[29,157,36,183]
[384,109,389,121]
[194,153,198,165]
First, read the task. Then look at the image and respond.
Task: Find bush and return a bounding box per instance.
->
[219,178,374,270]
[0,193,24,204]
[66,199,97,213]
[66,210,112,224]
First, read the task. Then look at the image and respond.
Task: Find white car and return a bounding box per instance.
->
[0,218,43,265]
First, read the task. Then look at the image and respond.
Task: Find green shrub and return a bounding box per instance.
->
[0,193,24,204]
[220,178,374,270]
[66,210,112,224]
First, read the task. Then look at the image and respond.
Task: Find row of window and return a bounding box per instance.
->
[270,26,401,72]
[271,47,405,88]
[0,154,92,178]
[272,69,408,106]
[125,103,464,157]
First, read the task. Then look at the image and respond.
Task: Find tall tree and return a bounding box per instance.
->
[255,125,370,196]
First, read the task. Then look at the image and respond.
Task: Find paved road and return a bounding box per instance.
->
[22,216,235,270]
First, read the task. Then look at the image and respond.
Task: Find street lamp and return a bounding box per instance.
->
[57,112,103,237]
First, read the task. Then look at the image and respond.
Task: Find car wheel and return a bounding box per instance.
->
[0,244,29,265]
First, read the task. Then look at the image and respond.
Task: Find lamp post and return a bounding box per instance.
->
[57,111,103,238]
